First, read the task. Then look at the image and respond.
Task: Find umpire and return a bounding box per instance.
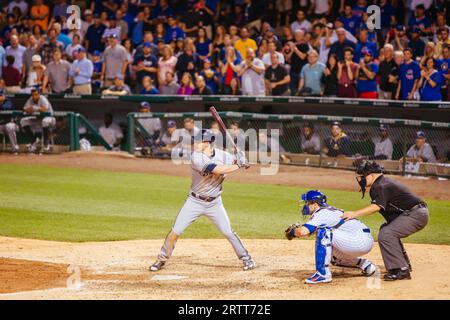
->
[343,161,429,281]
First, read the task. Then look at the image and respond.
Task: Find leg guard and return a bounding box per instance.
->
[157,230,179,262]
[315,227,332,277]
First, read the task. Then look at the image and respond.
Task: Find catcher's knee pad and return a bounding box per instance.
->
[315,227,332,276]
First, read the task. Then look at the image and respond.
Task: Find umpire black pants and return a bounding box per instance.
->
[378,206,429,270]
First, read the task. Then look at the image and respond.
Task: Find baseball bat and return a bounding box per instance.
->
[209,106,250,168]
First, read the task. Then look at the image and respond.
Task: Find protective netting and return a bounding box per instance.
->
[128,112,450,177]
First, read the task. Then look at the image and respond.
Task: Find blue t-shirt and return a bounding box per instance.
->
[200,70,219,94]
[399,61,421,100]
[196,40,211,57]
[420,71,443,101]
[152,6,174,20]
[352,5,367,17]
[93,61,103,74]
[339,15,361,35]
[164,26,185,43]
[357,62,379,93]
[354,41,379,62]
[141,87,159,95]
[436,58,450,87]
[380,3,394,29]
[408,16,432,30]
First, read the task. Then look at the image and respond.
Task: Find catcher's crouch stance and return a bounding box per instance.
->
[286,190,376,284]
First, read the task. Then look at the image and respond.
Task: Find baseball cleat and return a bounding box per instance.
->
[149,260,165,272]
[305,272,332,284]
[383,268,411,281]
[362,263,377,277]
[243,258,256,271]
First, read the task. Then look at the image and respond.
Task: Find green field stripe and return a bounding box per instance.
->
[0,163,448,244]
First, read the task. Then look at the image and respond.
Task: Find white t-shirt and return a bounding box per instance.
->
[262,51,285,66]
[311,0,330,14]
[99,123,123,147]
[240,58,266,96]
[158,56,178,83]
[291,20,312,33]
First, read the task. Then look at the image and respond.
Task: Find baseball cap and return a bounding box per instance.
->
[108,33,118,39]
[416,131,426,139]
[331,121,342,128]
[379,123,389,131]
[395,24,405,31]
[203,58,211,64]
[77,47,87,53]
[140,101,151,109]
[167,120,177,128]
[93,50,100,56]
[32,54,41,62]
[143,42,152,48]
[84,9,93,16]
[326,22,334,29]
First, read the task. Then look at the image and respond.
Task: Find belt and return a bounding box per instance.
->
[74,83,91,86]
[362,228,370,233]
[190,192,217,202]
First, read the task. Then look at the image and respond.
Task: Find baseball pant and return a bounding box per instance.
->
[0,123,19,150]
[157,195,250,262]
[316,227,374,276]
[378,206,429,270]
[20,116,56,145]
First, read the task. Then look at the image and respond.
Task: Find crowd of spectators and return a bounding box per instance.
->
[0,0,448,101]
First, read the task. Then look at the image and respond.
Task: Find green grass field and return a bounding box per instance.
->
[0,163,449,244]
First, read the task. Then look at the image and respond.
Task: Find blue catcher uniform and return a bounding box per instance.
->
[300,190,376,284]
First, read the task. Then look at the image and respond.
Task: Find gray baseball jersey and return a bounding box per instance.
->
[190,148,234,198]
[156,148,251,263]
[406,143,436,163]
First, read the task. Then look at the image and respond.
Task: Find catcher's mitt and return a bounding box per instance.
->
[285,223,300,240]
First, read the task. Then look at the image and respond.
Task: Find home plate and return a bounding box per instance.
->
[151,275,189,281]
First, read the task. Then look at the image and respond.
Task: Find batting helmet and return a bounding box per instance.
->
[300,190,327,215]
[192,129,216,144]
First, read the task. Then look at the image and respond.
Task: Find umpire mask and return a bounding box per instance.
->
[356,175,367,199]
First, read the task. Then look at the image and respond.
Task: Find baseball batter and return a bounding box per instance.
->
[285,190,376,284]
[149,129,256,272]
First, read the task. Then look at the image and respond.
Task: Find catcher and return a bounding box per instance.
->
[285,190,376,284]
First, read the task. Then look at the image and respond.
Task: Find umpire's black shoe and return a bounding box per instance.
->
[383,268,411,281]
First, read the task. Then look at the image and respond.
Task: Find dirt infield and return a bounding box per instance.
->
[0,152,449,200]
[0,237,449,300]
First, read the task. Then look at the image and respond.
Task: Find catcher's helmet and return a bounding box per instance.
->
[300,190,327,215]
[192,129,216,143]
